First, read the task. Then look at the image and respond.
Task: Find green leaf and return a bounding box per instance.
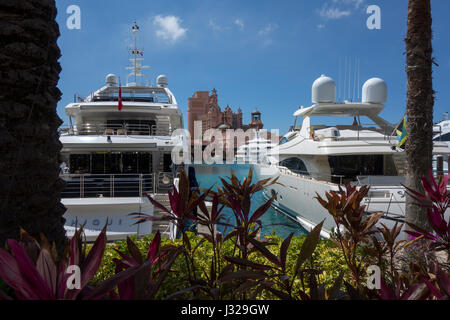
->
[295,220,324,274]
[219,270,268,282]
[327,271,344,300]
[247,237,281,268]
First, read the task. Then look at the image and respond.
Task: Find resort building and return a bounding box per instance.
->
[187,89,279,160]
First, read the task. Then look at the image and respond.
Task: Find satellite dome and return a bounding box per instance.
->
[157,75,168,88]
[362,78,387,104]
[105,74,118,87]
[312,75,336,103]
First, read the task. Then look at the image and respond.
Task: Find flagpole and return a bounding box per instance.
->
[118,76,123,111]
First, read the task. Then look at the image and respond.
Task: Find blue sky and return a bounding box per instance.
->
[55,0,450,132]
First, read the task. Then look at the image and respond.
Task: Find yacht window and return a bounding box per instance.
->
[106,153,121,174]
[328,155,384,183]
[433,132,450,142]
[69,152,153,174]
[138,153,152,174]
[70,154,90,174]
[280,157,309,175]
[91,154,106,174]
[163,154,172,172]
[280,137,288,145]
[122,153,138,173]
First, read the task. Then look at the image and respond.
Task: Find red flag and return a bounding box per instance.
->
[118,80,123,111]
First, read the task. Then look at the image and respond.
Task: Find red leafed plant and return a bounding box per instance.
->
[315,184,383,286]
[0,225,139,300]
[110,231,182,300]
[404,170,450,251]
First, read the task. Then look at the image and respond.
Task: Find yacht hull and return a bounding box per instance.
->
[62,197,153,241]
[254,164,448,239]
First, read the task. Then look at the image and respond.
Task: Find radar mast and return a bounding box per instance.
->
[126,21,150,86]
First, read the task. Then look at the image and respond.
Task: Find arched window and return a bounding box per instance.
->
[280,137,288,145]
[279,157,309,175]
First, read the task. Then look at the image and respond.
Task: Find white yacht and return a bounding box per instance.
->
[433,113,449,173]
[235,130,277,164]
[59,23,186,240]
[254,75,450,238]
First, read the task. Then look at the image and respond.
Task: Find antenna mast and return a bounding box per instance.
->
[126,21,150,86]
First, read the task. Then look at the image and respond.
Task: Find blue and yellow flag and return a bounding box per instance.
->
[396,117,407,148]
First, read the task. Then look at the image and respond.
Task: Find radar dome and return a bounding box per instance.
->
[312,75,336,103]
[106,74,118,87]
[362,78,387,104]
[157,75,168,88]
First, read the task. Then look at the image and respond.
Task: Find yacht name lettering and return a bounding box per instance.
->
[69,219,121,227]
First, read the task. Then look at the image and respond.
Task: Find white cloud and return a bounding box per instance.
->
[332,0,364,9]
[258,23,278,36]
[257,23,278,46]
[319,6,351,19]
[209,19,224,31]
[317,0,366,23]
[317,24,325,29]
[234,19,244,30]
[153,15,187,44]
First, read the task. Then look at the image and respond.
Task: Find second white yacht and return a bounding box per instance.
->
[255,75,450,238]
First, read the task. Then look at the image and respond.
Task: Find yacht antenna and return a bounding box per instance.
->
[338,57,342,102]
[343,56,347,101]
[353,57,357,102]
[348,57,351,101]
[357,58,360,102]
[126,21,150,86]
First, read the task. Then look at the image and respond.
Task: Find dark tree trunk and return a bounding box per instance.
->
[404,0,434,233]
[0,0,66,253]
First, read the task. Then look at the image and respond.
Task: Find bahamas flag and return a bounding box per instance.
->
[396,117,407,148]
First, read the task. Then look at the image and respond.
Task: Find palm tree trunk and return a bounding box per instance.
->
[0,0,66,253]
[404,0,434,233]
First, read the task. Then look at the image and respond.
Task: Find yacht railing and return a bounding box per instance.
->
[60,172,174,198]
[277,166,345,184]
[75,91,171,104]
[356,175,406,186]
[59,123,172,136]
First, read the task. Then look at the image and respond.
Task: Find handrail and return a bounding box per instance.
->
[59,123,172,136]
[77,90,171,104]
[356,175,406,186]
[60,172,174,198]
[277,166,345,184]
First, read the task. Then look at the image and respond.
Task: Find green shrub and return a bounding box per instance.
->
[90,233,350,300]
